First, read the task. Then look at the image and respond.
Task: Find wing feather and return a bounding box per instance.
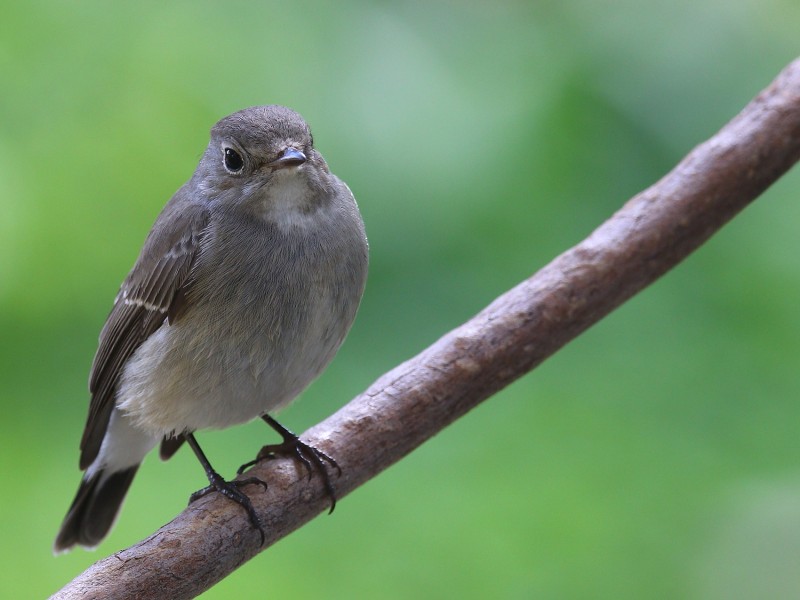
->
[79,195,209,470]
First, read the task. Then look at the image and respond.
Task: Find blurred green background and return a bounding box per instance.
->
[2,1,800,598]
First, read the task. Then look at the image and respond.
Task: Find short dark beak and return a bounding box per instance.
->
[271,147,307,168]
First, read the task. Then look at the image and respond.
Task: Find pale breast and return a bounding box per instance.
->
[116,194,367,437]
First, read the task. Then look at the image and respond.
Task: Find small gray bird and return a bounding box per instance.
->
[54,105,368,552]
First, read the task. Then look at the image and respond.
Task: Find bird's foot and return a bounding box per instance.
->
[189,471,268,545]
[237,416,341,513]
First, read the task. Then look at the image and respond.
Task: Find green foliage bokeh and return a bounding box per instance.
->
[2,1,800,598]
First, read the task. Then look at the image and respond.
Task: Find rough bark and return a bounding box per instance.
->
[52,57,800,599]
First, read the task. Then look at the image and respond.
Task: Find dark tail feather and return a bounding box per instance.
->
[54,465,139,553]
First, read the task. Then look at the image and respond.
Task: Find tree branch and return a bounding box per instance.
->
[52,57,800,600]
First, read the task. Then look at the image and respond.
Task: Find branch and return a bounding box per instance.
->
[52,57,800,600]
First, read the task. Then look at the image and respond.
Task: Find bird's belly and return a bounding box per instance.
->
[115,291,347,437]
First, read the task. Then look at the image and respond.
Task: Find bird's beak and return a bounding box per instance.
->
[270,147,307,169]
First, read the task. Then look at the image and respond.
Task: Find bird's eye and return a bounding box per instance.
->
[223,147,244,173]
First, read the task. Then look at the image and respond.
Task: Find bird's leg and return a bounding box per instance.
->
[237,415,341,514]
[185,433,267,545]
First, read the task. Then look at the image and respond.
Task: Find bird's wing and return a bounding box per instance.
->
[79,195,210,469]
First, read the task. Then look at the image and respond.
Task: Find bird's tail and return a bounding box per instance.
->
[54,465,140,553]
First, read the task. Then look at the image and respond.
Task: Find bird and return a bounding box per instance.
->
[54,105,368,552]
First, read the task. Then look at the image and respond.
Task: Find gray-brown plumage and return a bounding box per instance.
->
[55,106,368,552]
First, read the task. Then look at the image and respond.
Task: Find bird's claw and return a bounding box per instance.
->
[237,418,341,514]
[189,473,268,545]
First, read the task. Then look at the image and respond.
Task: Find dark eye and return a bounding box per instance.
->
[223,147,244,173]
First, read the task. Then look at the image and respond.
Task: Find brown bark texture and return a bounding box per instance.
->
[52,57,800,599]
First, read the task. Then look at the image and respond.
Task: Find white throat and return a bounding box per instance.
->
[261,170,319,231]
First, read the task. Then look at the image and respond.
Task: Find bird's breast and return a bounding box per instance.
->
[117,209,366,436]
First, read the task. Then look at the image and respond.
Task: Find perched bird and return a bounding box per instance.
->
[54,105,368,552]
